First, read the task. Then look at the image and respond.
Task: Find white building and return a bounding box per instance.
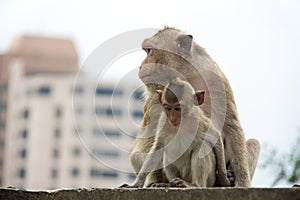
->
[0,35,144,189]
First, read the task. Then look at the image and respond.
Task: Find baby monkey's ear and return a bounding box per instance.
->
[156,90,163,104]
[194,90,205,106]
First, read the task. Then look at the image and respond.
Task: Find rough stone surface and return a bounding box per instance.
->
[0,187,299,200]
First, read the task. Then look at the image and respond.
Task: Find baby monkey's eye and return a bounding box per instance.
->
[174,107,181,111]
[143,47,153,56]
[163,105,171,111]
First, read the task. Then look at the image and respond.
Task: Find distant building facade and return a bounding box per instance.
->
[0,35,143,189]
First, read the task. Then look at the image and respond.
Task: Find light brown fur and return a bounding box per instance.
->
[130,27,260,187]
[127,78,230,188]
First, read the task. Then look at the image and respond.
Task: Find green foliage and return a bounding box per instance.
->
[261,137,300,186]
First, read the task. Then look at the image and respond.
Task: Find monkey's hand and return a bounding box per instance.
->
[149,178,188,188]
[215,170,234,187]
[119,180,144,188]
[119,183,130,188]
[147,182,172,188]
[169,178,188,188]
[227,170,235,187]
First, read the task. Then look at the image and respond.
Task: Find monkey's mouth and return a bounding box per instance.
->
[170,121,180,127]
[138,71,153,82]
[141,76,167,86]
[139,73,150,80]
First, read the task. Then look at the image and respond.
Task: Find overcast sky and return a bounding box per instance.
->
[1,0,300,187]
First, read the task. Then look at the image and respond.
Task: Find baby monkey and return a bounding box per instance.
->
[127,77,231,188]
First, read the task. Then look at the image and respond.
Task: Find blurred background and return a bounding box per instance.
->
[0,0,300,189]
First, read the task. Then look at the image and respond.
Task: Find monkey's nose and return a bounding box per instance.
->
[171,119,180,127]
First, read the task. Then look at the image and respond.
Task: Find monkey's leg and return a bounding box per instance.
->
[145,169,168,187]
[164,165,194,188]
[192,144,216,187]
[130,134,156,173]
[119,151,146,187]
[246,138,260,180]
[212,134,231,187]
[226,134,251,187]
[148,164,178,188]
[128,154,167,187]
[130,151,145,173]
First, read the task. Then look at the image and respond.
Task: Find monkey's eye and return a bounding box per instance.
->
[143,47,153,56]
[163,105,172,111]
[175,104,184,112]
[175,106,182,111]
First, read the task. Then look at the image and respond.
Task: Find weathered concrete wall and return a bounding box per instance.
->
[0,187,299,200]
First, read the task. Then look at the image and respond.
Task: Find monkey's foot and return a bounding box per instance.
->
[227,170,235,187]
[119,183,129,188]
[149,182,171,188]
[148,178,188,188]
[118,183,141,188]
[169,178,188,188]
[293,184,300,188]
[214,170,235,187]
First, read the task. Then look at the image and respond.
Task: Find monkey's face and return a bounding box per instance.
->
[162,102,184,127]
[138,48,183,85]
[138,30,196,86]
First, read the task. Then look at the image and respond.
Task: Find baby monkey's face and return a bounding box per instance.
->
[162,101,186,127]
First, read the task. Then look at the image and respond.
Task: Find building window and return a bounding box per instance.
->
[53,148,60,158]
[96,87,123,96]
[130,132,137,139]
[93,129,121,138]
[93,128,103,136]
[22,109,29,119]
[71,167,80,177]
[37,86,51,95]
[0,84,7,93]
[92,149,120,158]
[0,121,5,130]
[93,128,103,135]
[128,173,136,180]
[101,150,119,157]
[20,149,27,159]
[90,168,118,178]
[104,130,121,138]
[102,171,118,178]
[90,168,102,177]
[132,110,144,119]
[73,147,81,157]
[52,169,58,179]
[95,107,122,117]
[133,90,144,101]
[21,129,28,139]
[54,128,61,138]
[0,101,6,111]
[73,85,84,94]
[56,107,62,118]
[75,106,84,115]
[19,168,26,179]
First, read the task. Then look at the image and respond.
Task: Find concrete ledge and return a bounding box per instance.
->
[0,187,299,200]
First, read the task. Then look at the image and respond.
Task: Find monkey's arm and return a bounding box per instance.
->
[209,130,231,186]
[128,135,164,188]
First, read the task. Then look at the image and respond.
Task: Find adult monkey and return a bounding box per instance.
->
[130,26,260,187]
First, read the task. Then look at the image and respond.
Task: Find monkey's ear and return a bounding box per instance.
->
[194,90,205,106]
[156,90,163,104]
[176,34,193,55]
